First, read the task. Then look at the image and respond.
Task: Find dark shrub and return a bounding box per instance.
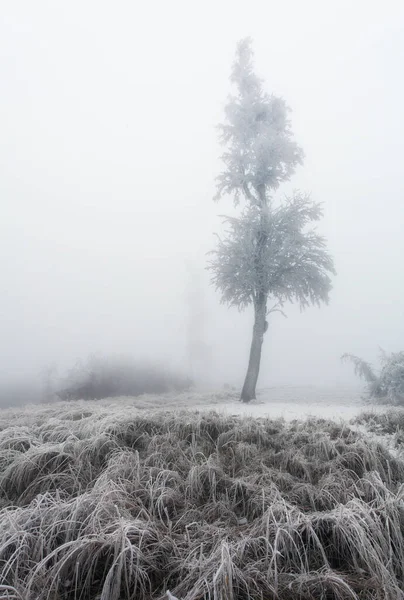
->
[56,355,192,401]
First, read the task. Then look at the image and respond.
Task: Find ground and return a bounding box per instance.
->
[0,385,403,600]
[0,383,372,422]
[194,384,373,421]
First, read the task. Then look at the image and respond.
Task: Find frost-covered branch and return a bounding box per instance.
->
[342,350,404,404]
[208,193,335,312]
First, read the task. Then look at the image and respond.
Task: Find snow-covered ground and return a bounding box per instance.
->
[192,385,384,422]
[0,384,386,427]
[84,384,383,424]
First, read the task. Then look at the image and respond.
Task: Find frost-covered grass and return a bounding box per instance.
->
[354,408,404,452]
[355,407,404,434]
[0,394,403,599]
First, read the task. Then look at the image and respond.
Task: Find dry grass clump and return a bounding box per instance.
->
[0,404,404,599]
[354,408,404,435]
[353,408,404,453]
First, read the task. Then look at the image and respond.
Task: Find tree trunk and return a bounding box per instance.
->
[240,298,267,402]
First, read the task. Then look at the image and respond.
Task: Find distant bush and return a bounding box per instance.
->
[342,350,404,405]
[56,355,192,401]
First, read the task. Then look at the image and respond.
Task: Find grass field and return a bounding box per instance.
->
[0,389,403,599]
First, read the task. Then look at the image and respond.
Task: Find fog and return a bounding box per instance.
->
[1,0,404,398]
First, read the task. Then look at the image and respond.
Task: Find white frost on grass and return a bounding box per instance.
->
[0,384,403,598]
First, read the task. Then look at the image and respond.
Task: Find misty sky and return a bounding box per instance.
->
[1,0,404,389]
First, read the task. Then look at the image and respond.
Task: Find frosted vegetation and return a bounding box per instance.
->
[342,350,404,405]
[54,355,191,402]
[0,358,192,409]
[1,401,404,599]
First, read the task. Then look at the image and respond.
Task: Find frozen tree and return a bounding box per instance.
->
[208,39,335,402]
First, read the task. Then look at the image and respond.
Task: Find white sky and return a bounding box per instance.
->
[1,0,404,387]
